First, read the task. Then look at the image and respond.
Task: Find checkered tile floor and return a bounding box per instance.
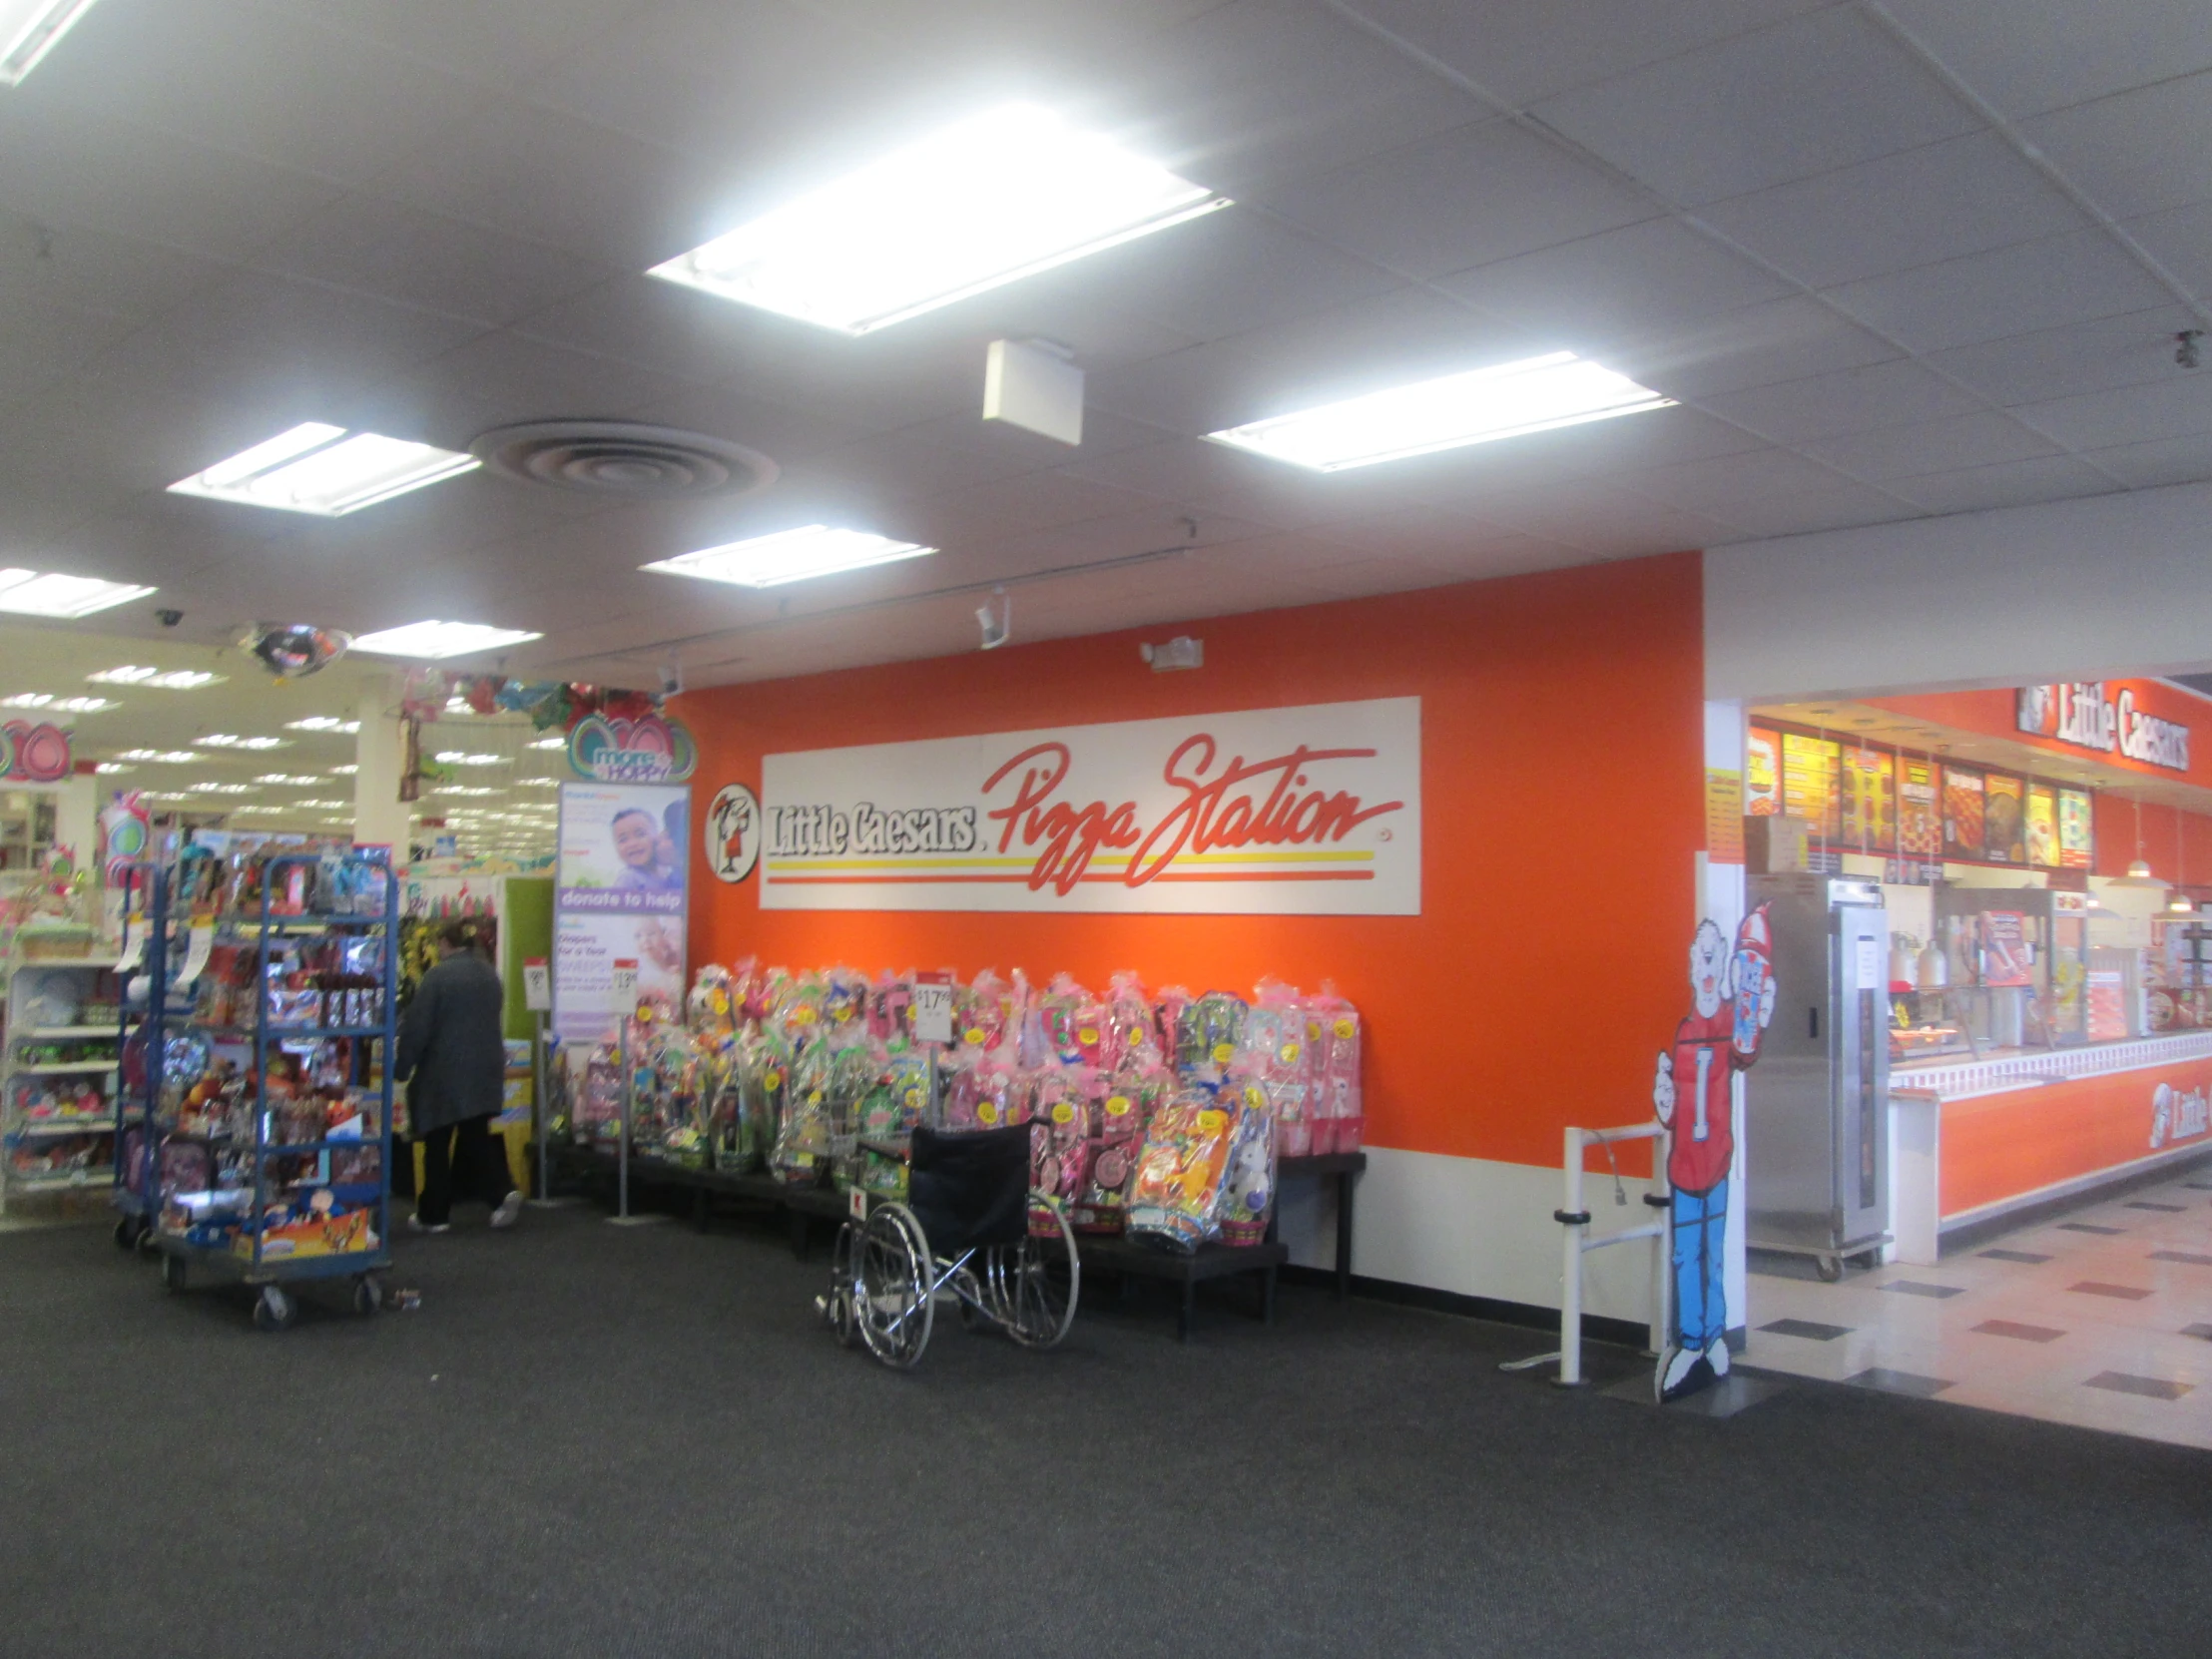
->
[1747,1171,2212,1446]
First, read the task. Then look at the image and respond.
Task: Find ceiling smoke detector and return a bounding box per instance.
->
[470,421,779,501]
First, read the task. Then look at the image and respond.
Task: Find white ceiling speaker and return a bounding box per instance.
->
[470,421,778,500]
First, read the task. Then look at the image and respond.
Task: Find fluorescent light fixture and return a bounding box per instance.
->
[255,774,323,786]
[518,778,560,788]
[436,786,499,799]
[1,0,102,87]
[116,749,200,764]
[197,734,284,751]
[285,716,359,734]
[351,621,540,661]
[51,696,117,713]
[329,765,357,777]
[168,421,479,516]
[87,666,223,689]
[527,736,564,751]
[643,525,934,589]
[648,104,1228,335]
[93,762,135,775]
[191,783,258,797]
[1,692,51,708]
[435,752,511,766]
[1205,351,1676,473]
[0,567,156,618]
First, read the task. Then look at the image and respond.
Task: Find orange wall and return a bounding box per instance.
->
[1941,1058,2212,1217]
[1868,682,2212,793]
[676,551,1705,1169]
[2091,793,2212,887]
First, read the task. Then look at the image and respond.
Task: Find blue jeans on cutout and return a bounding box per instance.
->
[1672,1179,1728,1353]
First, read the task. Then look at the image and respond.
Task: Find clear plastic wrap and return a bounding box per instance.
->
[1125,1087,1240,1253]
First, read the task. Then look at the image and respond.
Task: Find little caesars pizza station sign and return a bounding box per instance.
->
[760,698,1420,915]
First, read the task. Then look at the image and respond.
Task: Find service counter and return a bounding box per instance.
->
[1888,1031,2212,1262]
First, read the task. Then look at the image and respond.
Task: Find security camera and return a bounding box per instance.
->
[156,608,184,628]
[660,660,684,697]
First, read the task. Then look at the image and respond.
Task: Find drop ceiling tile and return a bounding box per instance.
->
[0,208,230,324]
[1084,340,1285,434]
[38,0,484,190]
[369,96,729,272]
[1606,296,1902,400]
[2077,433,2212,490]
[350,330,690,455]
[2119,203,2212,301]
[2021,71,2212,221]
[1433,218,1792,344]
[1528,8,1980,208]
[1633,445,1895,516]
[0,295,143,400]
[1882,0,2212,121]
[1696,131,2085,289]
[2006,373,2212,451]
[1921,306,2203,407]
[88,270,487,419]
[1798,409,2061,481]
[1698,358,1990,443]
[1055,436,1354,530]
[1334,0,1828,108]
[1035,208,1399,346]
[254,196,617,330]
[0,99,342,264]
[1416,479,1740,554]
[618,384,874,467]
[1212,287,1543,409]
[1093,0,1486,196]
[1318,506,1523,561]
[262,0,639,94]
[1823,227,2174,353]
[1700,479,1925,538]
[1257,118,1658,279]
[1887,453,2121,515]
[900,472,1160,549]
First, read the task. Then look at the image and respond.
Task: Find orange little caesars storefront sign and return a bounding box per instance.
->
[1940,1055,2212,1219]
[1871,680,2212,792]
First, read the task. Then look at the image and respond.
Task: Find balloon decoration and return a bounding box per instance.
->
[100,791,152,883]
[1,719,72,783]
[244,623,350,679]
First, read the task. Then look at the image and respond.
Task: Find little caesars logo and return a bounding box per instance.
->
[2150,1081,2211,1150]
[2019,683,2191,773]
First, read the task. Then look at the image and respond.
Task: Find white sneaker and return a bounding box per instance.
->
[1657,1344,1703,1400]
[1706,1337,1731,1378]
[405,1213,450,1235]
[490,1190,524,1230]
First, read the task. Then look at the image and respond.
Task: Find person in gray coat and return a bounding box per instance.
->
[395,920,521,1233]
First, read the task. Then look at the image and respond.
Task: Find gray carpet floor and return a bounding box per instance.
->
[1,1201,2206,1658]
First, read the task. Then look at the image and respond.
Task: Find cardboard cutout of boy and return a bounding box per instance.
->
[1651,904,1775,1403]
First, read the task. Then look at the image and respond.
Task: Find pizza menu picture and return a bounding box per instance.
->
[1898,759,1940,855]
[1942,764,1986,862]
[1983,772,2026,864]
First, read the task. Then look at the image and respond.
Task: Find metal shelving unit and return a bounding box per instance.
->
[2,923,119,1219]
[140,854,399,1330]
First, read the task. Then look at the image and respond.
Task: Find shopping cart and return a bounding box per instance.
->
[819,1123,1078,1370]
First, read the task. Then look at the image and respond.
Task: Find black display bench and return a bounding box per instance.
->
[546,1143,1366,1342]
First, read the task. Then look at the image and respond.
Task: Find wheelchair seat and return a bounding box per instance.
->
[906,1123,1031,1258]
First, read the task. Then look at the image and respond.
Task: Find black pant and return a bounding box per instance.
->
[416,1114,514,1225]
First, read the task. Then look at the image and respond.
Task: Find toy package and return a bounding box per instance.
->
[1306,986,1364,1154]
[1219,1086,1275,1244]
[771,1039,836,1185]
[1066,1064,1168,1234]
[1124,1089,1241,1253]
[1028,1068,1090,1219]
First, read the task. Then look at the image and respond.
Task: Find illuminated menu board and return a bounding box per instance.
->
[2058,789,2094,868]
[2025,783,2060,868]
[1983,772,2026,863]
[1782,732,1840,837]
[1942,764,1986,861]
[1746,727,1782,816]
[1839,746,1895,850]
[1898,759,1940,855]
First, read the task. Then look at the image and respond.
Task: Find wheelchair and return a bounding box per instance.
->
[821,1124,1079,1370]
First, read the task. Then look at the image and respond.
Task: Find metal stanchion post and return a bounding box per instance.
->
[608,987,663,1228]
[527,1009,573,1210]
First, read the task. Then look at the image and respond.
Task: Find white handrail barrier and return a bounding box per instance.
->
[1501,1122,1671,1387]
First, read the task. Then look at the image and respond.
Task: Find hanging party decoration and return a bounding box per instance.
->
[243,623,350,679]
[1,720,72,783]
[101,791,153,882]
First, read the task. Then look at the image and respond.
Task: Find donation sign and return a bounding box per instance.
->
[554,781,689,1044]
[761,697,1421,915]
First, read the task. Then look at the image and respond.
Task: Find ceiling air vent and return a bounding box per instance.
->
[470,421,778,500]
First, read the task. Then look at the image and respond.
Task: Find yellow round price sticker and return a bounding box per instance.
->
[1197,1109,1226,1133]
[1106,1096,1131,1117]
[1051,1102,1075,1125]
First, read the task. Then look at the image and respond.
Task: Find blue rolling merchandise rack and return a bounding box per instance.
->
[110,860,171,1253]
[147,852,399,1332]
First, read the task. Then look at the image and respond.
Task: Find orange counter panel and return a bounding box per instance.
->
[1939,1058,2212,1218]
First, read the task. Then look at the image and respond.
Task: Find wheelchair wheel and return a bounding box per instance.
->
[855,1202,932,1370]
[991,1200,1080,1352]
[824,1220,859,1348]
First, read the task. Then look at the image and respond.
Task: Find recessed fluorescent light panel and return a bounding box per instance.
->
[643,525,934,589]
[649,104,1228,334]
[350,621,541,661]
[116,750,200,764]
[1205,351,1676,473]
[87,666,223,689]
[197,734,284,751]
[284,717,360,734]
[1,0,102,86]
[168,421,479,516]
[0,568,156,618]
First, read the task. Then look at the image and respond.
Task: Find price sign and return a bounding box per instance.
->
[910,971,954,1045]
[609,957,640,1003]
[522,957,551,1012]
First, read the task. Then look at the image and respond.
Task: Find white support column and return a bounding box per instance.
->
[51,770,96,866]
[353,676,410,858]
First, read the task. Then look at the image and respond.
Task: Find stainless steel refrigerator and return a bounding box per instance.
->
[1745,874,1892,1280]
